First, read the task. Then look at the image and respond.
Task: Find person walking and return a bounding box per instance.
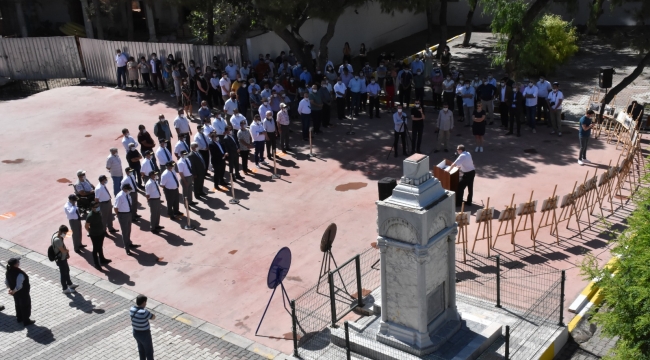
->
[51,225,78,294]
[114,184,140,255]
[5,257,35,326]
[106,148,123,195]
[85,203,111,270]
[435,103,454,153]
[472,103,487,152]
[160,162,182,219]
[578,110,595,166]
[130,294,156,360]
[145,171,164,234]
[393,105,408,157]
[547,82,564,136]
[448,145,476,207]
[64,194,86,253]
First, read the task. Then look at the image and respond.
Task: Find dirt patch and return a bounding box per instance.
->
[57,178,72,183]
[286,276,302,282]
[85,134,92,137]
[335,182,368,192]
[228,250,238,255]
[2,159,24,164]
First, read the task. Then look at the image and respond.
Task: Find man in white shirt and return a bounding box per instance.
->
[106,148,123,195]
[277,103,291,152]
[392,104,408,157]
[160,161,182,219]
[333,78,347,121]
[95,175,118,234]
[435,104,454,153]
[263,111,278,159]
[140,150,157,184]
[194,124,212,171]
[113,184,140,255]
[258,98,273,121]
[115,49,128,89]
[522,81,539,133]
[250,115,268,168]
[177,150,197,206]
[547,82,564,136]
[174,137,191,160]
[230,108,246,139]
[447,144,476,207]
[223,91,238,117]
[173,109,192,146]
[64,194,85,253]
[121,168,141,221]
[156,139,174,167]
[121,128,139,152]
[144,171,164,234]
[297,92,312,141]
[225,59,238,80]
[536,76,552,126]
[212,112,228,139]
[219,72,231,102]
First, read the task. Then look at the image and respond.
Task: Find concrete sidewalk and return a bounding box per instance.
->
[0,244,289,360]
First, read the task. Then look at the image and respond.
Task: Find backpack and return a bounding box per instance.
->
[47,232,61,262]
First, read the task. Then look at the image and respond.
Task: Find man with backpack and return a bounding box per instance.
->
[49,225,79,294]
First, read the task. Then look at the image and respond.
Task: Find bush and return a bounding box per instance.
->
[518,14,579,76]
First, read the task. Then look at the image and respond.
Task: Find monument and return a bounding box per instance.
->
[376,153,460,355]
[329,154,502,360]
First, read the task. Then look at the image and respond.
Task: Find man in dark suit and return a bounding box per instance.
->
[223,126,244,181]
[507,82,526,137]
[497,77,513,129]
[208,132,228,190]
[188,143,207,198]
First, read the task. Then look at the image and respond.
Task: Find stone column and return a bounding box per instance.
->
[79,0,95,39]
[145,3,157,42]
[14,0,28,38]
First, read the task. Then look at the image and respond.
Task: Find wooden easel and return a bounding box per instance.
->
[633,134,647,179]
[591,161,613,216]
[473,198,494,257]
[555,182,583,239]
[514,191,537,251]
[535,185,560,244]
[455,202,471,263]
[573,171,592,228]
[494,194,517,252]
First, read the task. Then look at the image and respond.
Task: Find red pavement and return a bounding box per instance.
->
[0,86,627,354]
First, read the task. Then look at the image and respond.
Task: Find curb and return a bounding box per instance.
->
[537,327,569,360]
[0,237,295,360]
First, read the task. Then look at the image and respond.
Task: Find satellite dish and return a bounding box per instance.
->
[320,223,338,252]
[266,247,292,289]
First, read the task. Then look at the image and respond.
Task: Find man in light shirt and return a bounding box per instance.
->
[225,59,239,80]
[263,111,278,158]
[258,97,273,121]
[219,72,231,102]
[140,150,157,184]
[115,49,128,89]
[297,92,312,141]
[121,168,142,221]
[547,82,564,136]
[177,150,196,206]
[392,104,408,157]
[106,148,123,195]
[212,112,228,140]
[95,175,118,234]
[64,194,86,253]
[522,81,539,133]
[333,78,347,121]
[160,161,182,219]
[223,91,238,117]
[174,137,191,160]
[145,171,164,234]
[536,75,552,126]
[121,128,139,152]
[230,108,247,140]
[113,184,140,255]
[435,103,454,153]
[156,139,174,167]
[366,77,381,119]
[250,115,268,168]
[277,103,291,152]
[194,124,212,171]
[447,144,476,207]
[173,109,192,146]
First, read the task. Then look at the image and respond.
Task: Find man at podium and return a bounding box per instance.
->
[446,144,476,207]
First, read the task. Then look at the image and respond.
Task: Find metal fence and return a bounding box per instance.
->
[79,38,241,85]
[0,36,84,80]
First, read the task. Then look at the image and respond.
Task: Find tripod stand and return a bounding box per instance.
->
[386,115,412,160]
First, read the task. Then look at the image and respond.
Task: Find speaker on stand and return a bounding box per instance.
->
[599,66,614,95]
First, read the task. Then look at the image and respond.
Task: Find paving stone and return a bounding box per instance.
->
[8,244,32,255]
[74,271,101,285]
[113,286,139,301]
[246,342,282,358]
[175,313,207,328]
[24,251,48,263]
[0,238,15,249]
[198,322,230,338]
[222,332,255,349]
[94,279,121,292]
[153,303,183,319]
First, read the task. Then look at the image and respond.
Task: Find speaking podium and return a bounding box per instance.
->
[433,159,459,192]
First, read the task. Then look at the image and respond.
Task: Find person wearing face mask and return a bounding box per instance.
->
[149,53,162,91]
[334,77,347,121]
[547,82,564,136]
[208,132,228,188]
[219,72,232,104]
[64,192,86,254]
[153,115,173,152]
[536,76,552,126]
[270,89,282,117]
[298,92,312,141]
[113,183,141,256]
[196,68,212,109]
[198,100,211,123]
[477,76,496,125]
[126,143,144,188]
[325,66,337,85]
[376,62,387,88]
[392,104,409,157]
[508,83,525,137]
[137,125,156,158]
[237,120,254,173]
[85,202,110,270]
[300,68,312,86]
[249,115,268,168]
[318,81,332,126]
[442,74,456,116]
[177,150,197,206]
[461,80,476,127]
[348,74,362,117]
[240,60,250,80]
[263,110,279,158]
[223,126,244,180]
[578,110,596,165]
[140,150,158,185]
[223,91,238,118]
[358,73,368,112]
[431,65,444,110]
[447,144,475,207]
[188,143,207,200]
[121,167,142,221]
[106,148,124,196]
[181,79,192,118]
[95,175,118,235]
[309,85,324,133]
[367,77,381,119]
[398,67,413,108]
[115,49,128,90]
[277,103,291,152]
[410,101,425,154]
[193,125,211,176]
[144,171,164,234]
[121,128,139,152]
[338,60,354,75]
[138,56,152,89]
[174,109,192,148]
[435,103,454,153]
[209,71,221,108]
[225,59,238,80]
[522,80,539,133]
[438,47,451,77]
[497,78,513,129]
[413,69,425,106]
[260,83,272,100]
[172,65,182,103]
[160,161,182,220]
[212,111,227,140]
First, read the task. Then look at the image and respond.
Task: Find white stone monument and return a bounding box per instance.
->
[376,153,461,355]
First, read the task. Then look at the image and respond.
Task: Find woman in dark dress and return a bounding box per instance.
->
[181,80,193,119]
[472,102,486,152]
[5,257,34,326]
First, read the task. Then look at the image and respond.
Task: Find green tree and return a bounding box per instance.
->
[462,0,478,47]
[186,0,262,45]
[581,173,650,359]
[517,15,578,76]
[586,0,650,35]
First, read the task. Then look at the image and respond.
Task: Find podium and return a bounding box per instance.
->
[433,159,459,192]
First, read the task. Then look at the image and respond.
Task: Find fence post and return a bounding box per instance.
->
[355,255,364,308]
[496,254,502,308]
[344,321,351,360]
[505,325,510,360]
[291,300,299,358]
[559,270,566,326]
[328,272,338,328]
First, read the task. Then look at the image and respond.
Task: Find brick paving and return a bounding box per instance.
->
[0,247,271,360]
[555,316,618,360]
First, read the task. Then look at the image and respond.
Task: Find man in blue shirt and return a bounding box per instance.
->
[477,77,497,125]
[410,55,425,74]
[578,110,595,165]
[460,80,476,126]
[348,74,362,117]
[299,68,312,86]
[130,295,156,360]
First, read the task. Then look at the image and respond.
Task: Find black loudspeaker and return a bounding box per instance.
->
[378,177,397,201]
[599,67,613,88]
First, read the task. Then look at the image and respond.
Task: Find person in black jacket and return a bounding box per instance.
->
[222,126,244,181]
[508,83,526,137]
[208,132,228,190]
[188,143,207,199]
[5,257,34,326]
